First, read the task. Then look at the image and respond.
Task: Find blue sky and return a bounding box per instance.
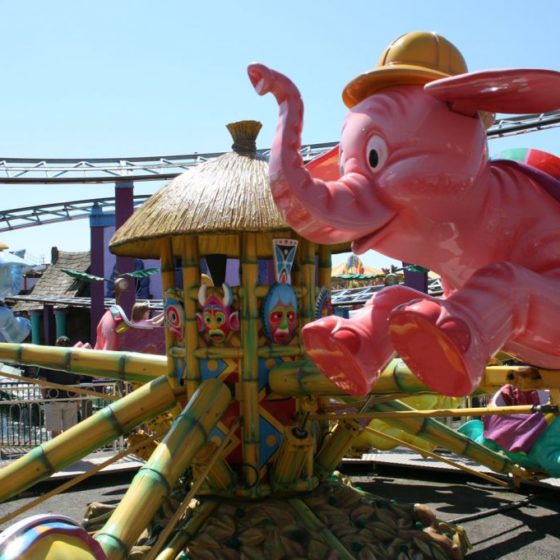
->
[0,0,559,268]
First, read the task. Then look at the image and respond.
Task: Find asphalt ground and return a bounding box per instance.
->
[0,462,558,559]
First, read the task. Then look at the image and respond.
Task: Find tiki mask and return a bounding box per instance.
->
[262,283,298,345]
[196,283,239,345]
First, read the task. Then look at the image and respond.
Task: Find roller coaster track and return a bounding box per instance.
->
[0,110,557,232]
[0,196,151,232]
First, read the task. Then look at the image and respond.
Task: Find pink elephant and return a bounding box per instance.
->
[248,31,560,397]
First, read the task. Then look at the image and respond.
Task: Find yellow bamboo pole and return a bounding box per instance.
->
[240,232,260,491]
[95,378,231,560]
[315,420,363,478]
[268,359,435,397]
[160,237,180,387]
[194,347,243,359]
[271,426,315,490]
[0,376,176,502]
[0,433,157,526]
[312,404,548,420]
[369,401,529,478]
[288,498,355,560]
[146,419,240,560]
[298,239,316,329]
[154,501,219,560]
[364,426,509,487]
[268,360,349,396]
[0,343,167,383]
[182,235,201,398]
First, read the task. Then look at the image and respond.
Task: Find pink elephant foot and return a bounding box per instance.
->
[303,315,390,396]
[388,299,486,396]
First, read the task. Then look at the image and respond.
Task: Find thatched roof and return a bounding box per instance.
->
[12,247,91,311]
[110,120,351,259]
[111,121,288,258]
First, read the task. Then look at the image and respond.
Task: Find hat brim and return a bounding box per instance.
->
[342,64,451,108]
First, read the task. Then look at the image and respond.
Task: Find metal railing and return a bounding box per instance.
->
[0,379,127,458]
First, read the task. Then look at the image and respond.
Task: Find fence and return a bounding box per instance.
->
[0,378,127,459]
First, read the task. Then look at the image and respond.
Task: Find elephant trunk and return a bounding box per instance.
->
[248,63,384,244]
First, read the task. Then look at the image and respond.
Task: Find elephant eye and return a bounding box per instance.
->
[365,135,387,172]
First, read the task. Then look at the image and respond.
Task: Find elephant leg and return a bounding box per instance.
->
[303,285,431,395]
[389,262,560,396]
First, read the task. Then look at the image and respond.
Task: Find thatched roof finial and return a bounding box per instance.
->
[226,120,262,155]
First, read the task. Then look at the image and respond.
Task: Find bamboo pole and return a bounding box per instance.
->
[0,433,157,526]
[369,401,528,478]
[271,426,314,489]
[298,239,316,329]
[240,232,260,491]
[160,237,180,387]
[363,426,509,488]
[312,403,548,420]
[288,498,355,560]
[95,378,231,560]
[315,420,363,478]
[182,235,201,398]
[268,359,434,397]
[146,419,240,560]
[0,376,176,502]
[0,343,167,383]
[154,501,219,560]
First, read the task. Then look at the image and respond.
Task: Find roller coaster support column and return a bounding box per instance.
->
[115,179,135,316]
[90,203,113,344]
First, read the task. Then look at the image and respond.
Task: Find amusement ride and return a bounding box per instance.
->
[0,31,559,560]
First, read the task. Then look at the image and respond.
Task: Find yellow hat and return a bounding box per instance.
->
[342,32,468,108]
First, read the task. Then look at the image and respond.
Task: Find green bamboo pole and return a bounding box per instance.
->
[288,498,355,560]
[298,239,316,329]
[194,347,243,359]
[0,376,176,502]
[271,427,314,489]
[314,420,363,478]
[268,359,432,397]
[182,235,201,398]
[0,343,167,383]
[191,439,236,494]
[257,345,305,358]
[314,403,547,420]
[240,232,260,491]
[95,378,231,560]
[146,419,240,560]
[370,400,528,477]
[154,501,219,560]
[364,426,510,488]
[268,360,352,396]
[160,237,181,387]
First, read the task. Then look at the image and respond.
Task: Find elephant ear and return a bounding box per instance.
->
[425,69,560,116]
[306,144,340,181]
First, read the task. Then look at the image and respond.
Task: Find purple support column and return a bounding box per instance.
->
[115,180,135,316]
[43,304,54,345]
[90,203,114,346]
